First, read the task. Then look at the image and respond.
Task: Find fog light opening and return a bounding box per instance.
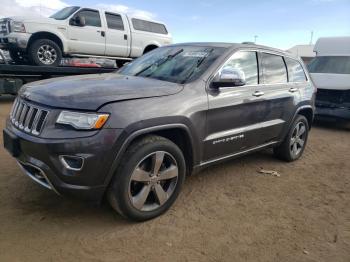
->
[59,155,84,171]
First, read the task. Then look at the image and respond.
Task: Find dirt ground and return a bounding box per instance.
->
[0,95,349,262]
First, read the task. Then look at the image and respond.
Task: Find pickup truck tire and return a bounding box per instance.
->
[107,135,186,221]
[273,115,309,162]
[28,39,62,66]
[9,49,27,64]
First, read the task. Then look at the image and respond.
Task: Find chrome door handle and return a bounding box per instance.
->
[289,87,298,93]
[252,91,265,97]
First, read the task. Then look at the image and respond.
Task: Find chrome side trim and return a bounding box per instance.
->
[17,161,60,195]
[200,141,279,167]
[205,119,285,142]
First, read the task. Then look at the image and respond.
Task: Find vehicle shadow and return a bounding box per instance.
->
[8,149,279,226]
[0,94,16,103]
[313,118,349,131]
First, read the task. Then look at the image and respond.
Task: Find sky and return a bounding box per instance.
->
[1,0,349,50]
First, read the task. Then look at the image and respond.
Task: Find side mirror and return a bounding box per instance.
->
[70,15,86,27]
[212,66,246,88]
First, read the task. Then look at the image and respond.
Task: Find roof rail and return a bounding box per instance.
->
[241,41,255,45]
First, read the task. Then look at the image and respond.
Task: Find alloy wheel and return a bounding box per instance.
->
[37,44,57,65]
[290,122,306,157]
[128,151,179,212]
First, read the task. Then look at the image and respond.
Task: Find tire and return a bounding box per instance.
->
[107,135,186,222]
[9,49,27,64]
[274,115,309,162]
[28,39,62,66]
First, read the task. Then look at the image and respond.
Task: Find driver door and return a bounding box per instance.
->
[204,50,272,161]
[67,8,106,55]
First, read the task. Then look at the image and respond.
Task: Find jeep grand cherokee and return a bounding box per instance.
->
[3,43,316,221]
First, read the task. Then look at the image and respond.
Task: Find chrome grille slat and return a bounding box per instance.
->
[9,98,49,136]
[14,102,24,126]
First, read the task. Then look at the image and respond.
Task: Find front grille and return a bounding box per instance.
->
[316,89,350,105]
[10,98,49,136]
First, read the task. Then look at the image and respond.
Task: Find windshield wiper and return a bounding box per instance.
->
[135,49,184,76]
[181,48,214,84]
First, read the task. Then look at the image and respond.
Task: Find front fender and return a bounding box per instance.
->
[103,122,198,188]
[26,25,68,52]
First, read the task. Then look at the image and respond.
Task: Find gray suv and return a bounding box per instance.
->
[3,43,316,221]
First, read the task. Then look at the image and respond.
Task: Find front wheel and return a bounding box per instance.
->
[274,115,309,162]
[107,135,186,221]
[28,39,62,66]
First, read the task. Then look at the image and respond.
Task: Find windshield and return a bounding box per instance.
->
[308,56,350,74]
[118,45,226,84]
[50,6,80,20]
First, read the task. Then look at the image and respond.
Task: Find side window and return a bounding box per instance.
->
[75,9,101,27]
[261,53,287,84]
[132,19,168,34]
[222,51,258,85]
[105,13,124,30]
[285,57,307,82]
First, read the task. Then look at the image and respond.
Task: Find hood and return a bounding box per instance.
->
[19,73,183,111]
[310,73,350,91]
[6,16,63,25]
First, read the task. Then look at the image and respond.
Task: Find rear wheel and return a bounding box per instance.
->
[107,135,186,221]
[28,39,62,66]
[9,49,27,64]
[274,115,309,162]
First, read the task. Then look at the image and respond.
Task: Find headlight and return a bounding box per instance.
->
[10,21,26,33]
[56,111,109,130]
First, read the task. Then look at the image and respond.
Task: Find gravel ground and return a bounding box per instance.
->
[0,95,349,262]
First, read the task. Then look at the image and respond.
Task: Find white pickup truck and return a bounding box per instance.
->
[0,6,172,66]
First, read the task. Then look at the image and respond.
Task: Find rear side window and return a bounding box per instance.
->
[261,53,287,84]
[285,58,307,82]
[76,9,101,27]
[223,51,258,85]
[105,13,124,30]
[132,19,168,34]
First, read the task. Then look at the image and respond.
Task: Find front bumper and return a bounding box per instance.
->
[0,32,31,50]
[315,105,350,120]
[3,125,123,202]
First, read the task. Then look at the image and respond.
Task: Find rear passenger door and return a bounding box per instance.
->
[104,12,130,57]
[258,52,300,141]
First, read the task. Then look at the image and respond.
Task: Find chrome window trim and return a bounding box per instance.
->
[208,47,310,90]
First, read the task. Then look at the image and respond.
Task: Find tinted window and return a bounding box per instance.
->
[50,6,80,20]
[261,53,287,84]
[132,19,168,34]
[308,56,350,74]
[223,51,258,85]
[106,13,124,30]
[285,58,307,82]
[75,9,101,27]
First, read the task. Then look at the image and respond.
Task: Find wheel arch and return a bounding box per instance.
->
[296,106,314,130]
[104,124,196,188]
[27,31,64,52]
[143,44,159,54]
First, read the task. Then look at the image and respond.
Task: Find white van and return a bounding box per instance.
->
[308,37,350,120]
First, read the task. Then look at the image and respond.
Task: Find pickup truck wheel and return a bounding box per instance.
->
[9,49,27,64]
[273,115,309,162]
[107,135,186,221]
[28,39,62,66]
